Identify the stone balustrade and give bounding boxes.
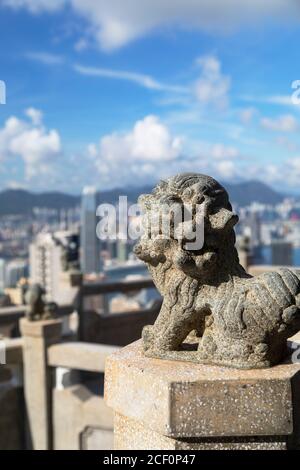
[48,342,119,373]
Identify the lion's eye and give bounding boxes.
[182,188,193,199]
[195,195,205,205]
[165,196,182,205]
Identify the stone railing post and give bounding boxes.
[20,317,62,450]
[105,341,300,450]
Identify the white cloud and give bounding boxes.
[74,64,187,93]
[95,115,182,162]
[239,107,257,124]
[88,115,247,187]
[0,108,61,179]
[88,115,184,186]
[260,114,298,132]
[74,38,89,52]
[194,55,231,109]
[241,94,295,107]
[288,157,300,175]
[25,107,43,125]
[265,95,295,106]
[3,0,300,51]
[263,158,300,188]
[227,157,300,189]
[6,180,28,189]
[210,143,240,160]
[2,0,64,13]
[213,160,238,179]
[26,51,65,65]
[275,136,299,152]
[4,108,298,191]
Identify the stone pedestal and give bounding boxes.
[105,340,300,450]
[20,318,62,450]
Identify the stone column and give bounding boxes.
[105,340,300,450]
[20,318,62,450]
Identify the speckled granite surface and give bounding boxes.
[105,340,300,450]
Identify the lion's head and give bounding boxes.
[134,173,242,285]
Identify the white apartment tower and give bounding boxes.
[30,230,79,303]
[30,233,62,302]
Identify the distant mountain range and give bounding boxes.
[225,180,285,207]
[0,180,287,216]
[0,189,79,216]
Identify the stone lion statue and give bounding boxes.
[25,284,57,321]
[134,173,300,369]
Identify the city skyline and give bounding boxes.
[0,1,300,193]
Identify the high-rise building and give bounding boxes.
[29,230,79,303]
[245,212,261,248]
[80,186,101,274]
[5,259,28,288]
[30,233,61,302]
[116,238,136,262]
[107,240,118,260]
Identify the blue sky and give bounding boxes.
[0,0,300,194]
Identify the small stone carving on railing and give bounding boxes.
[134,173,300,369]
[25,284,58,321]
[60,246,80,273]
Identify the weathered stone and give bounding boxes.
[53,384,113,450]
[25,283,58,321]
[21,317,62,338]
[20,317,62,450]
[114,413,288,450]
[134,173,300,368]
[105,341,300,450]
[48,342,119,373]
[81,426,114,450]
